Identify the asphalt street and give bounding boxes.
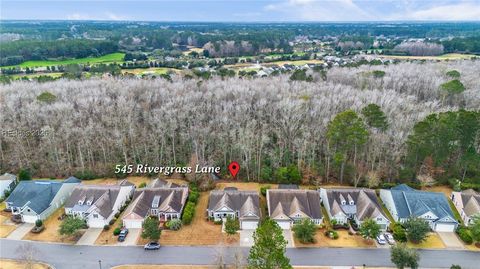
[1,239,479,269]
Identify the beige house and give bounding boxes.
[451,189,480,226]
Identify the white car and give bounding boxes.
[384,232,395,245]
[376,234,387,245]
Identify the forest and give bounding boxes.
[0,60,479,189]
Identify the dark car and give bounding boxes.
[144,242,160,250]
[117,228,129,242]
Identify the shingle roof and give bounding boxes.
[460,189,480,218]
[324,188,387,221]
[124,187,188,218]
[390,184,456,221]
[267,189,322,220]
[0,173,16,181]
[65,185,122,218]
[148,178,180,188]
[208,190,260,219]
[6,180,64,214]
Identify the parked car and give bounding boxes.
[118,228,129,242]
[144,242,160,250]
[384,232,395,245]
[376,234,387,245]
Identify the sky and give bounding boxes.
[1,0,480,22]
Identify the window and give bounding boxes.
[93,214,98,218]
[377,217,382,221]
[27,209,31,212]
[341,201,346,205]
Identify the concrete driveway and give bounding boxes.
[438,232,464,249]
[116,228,140,246]
[239,229,254,247]
[76,228,102,246]
[6,223,34,240]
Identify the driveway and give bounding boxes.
[438,232,464,249]
[116,228,140,246]
[76,228,102,246]
[6,223,34,240]
[239,229,254,247]
[283,229,294,248]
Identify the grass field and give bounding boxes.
[0,259,51,269]
[406,233,446,249]
[378,53,477,61]
[3,53,125,69]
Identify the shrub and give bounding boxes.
[293,219,317,243]
[166,219,182,231]
[35,219,43,228]
[103,225,110,231]
[113,228,121,236]
[404,217,430,243]
[325,230,338,239]
[456,226,473,244]
[18,168,32,181]
[224,216,240,235]
[114,212,121,218]
[138,182,147,188]
[188,190,200,204]
[260,186,270,196]
[182,201,196,225]
[214,220,223,225]
[109,218,116,225]
[36,91,57,103]
[393,223,407,243]
[450,265,461,269]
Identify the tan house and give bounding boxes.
[452,189,480,226]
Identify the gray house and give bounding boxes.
[267,189,323,230]
[207,189,261,230]
[380,184,458,232]
[64,180,135,228]
[320,188,390,230]
[451,189,480,226]
[0,173,17,199]
[5,177,81,223]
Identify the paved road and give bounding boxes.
[1,239,479,269]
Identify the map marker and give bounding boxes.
[228,161,240,179]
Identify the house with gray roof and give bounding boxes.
[267,189,323,230]
[148,178,181,188]
[122,186,188,229]
[0,173,17,199]
[320,188,390,230]
[207,189,261,230]
[380,184,458,232]
[5,177,81,223]
[451,189,480,226]
[64,179,135,228]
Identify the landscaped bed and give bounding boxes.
[294,228,375,248]
[22,207,84,244]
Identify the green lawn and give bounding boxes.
[2,52,125,69]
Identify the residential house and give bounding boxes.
[0,173,17,199]
[451,189,480,226]
[267,189,323,230]
[5,177,81,223]
[148,178,181,188]
[380,184,458,232]
[320,188,390,230]
[207,189,261,230]
[64,179,135,228]
[122,186,188,229]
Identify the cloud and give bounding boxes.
[66,11,128,21]
[404,3,480,20]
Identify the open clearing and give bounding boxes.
[114,266,332,269]
[22,207,82,244]
[3,52,125,69]
[378,53,477,61]
[0,259,51,269]
[122,67,177,76]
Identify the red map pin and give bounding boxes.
[228,161,240,179]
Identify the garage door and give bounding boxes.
[22,215,39,223]
[276,221,291,230]
[435,223,455,232]
[123,219,143,229]
[88,218,107,228]
[241,221,258,230]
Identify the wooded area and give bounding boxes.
[0,61,478,187]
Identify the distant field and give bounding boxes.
[226,59,323,70]
[378,53,477,61]
[2,52,125,69]
[121,67,176,75]
[9,72,64,79]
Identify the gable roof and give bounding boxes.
[6,180,65,214]
[208,190,260,219]
[267,189,322,220]
[124,187,188,218]
[65,185,124,218]
[323,188,388,221]
[148,178,181,188]
[461,189,480,218]
[0,173,16,181]
[390,184,456,222]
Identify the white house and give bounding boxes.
[451,189,480,226]
[380,184,458,232]
[64,179,135,228]
[0,173,16,199]
[320,188,390,230]
[5,177,81,223]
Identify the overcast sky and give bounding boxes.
[1,0,480,21]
